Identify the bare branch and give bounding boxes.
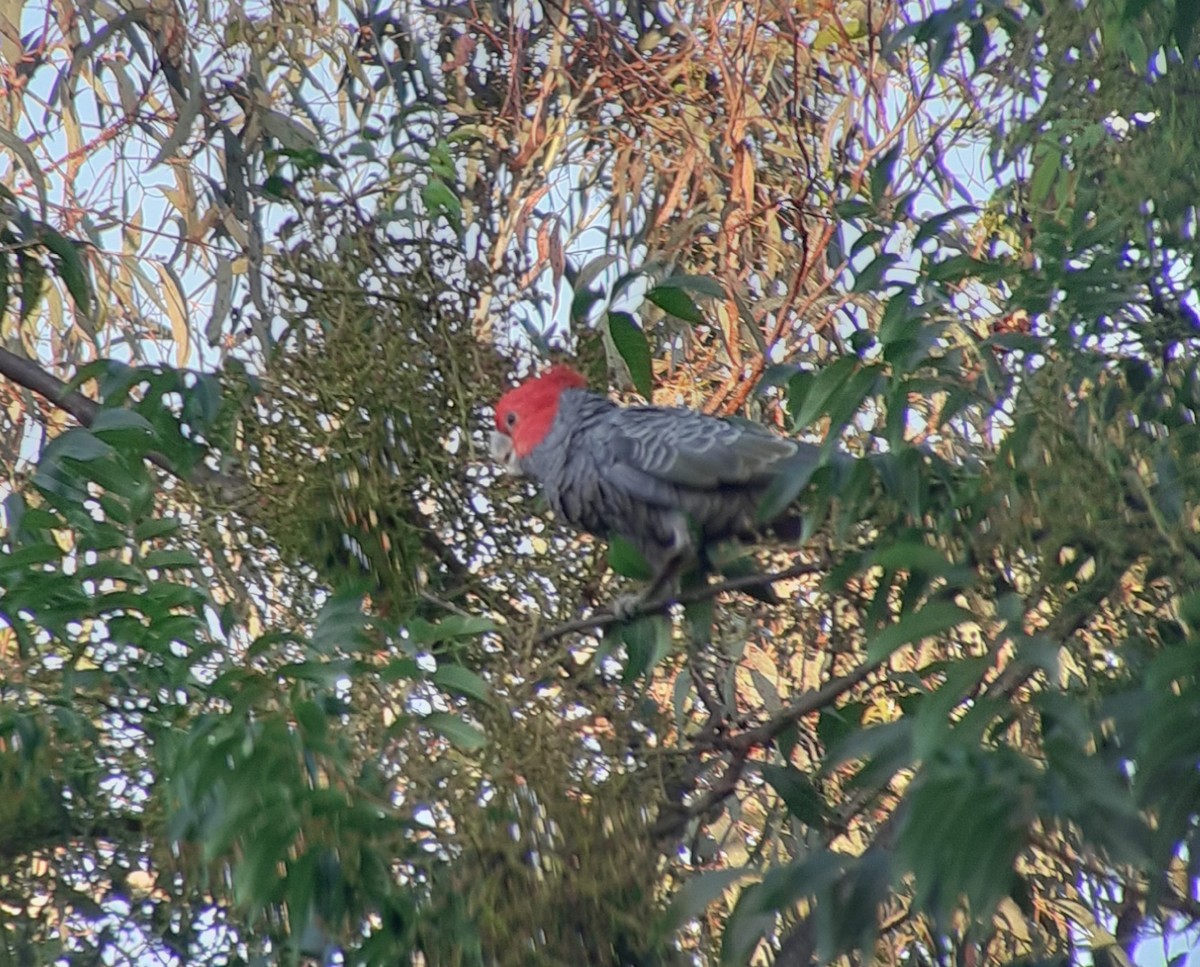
[533,559,827,645]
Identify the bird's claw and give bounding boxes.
[610,592,645,622]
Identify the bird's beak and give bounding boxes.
[490,430,524,475]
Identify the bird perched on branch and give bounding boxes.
[490,364,822,610]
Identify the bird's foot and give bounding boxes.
[610,592,645,621]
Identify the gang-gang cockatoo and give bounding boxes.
[490,364,821,609]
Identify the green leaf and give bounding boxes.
[311,592,370,653]
[2,543,64,570]
[0,251,8,327]
[570,286,604,324]
[660,868,751,933]
[90,408,157,449]
[407,614,496,646]
[872,542,954,574]
[608,535,653,580]
[422,179,462,233]
[755,444,823,523]
[926,253,989,283]
[712,553,781,605]
[658,273,725,299]
[788,356,857,429]
[870,143,901,207]
[865,601,974,662]
[684,594,715,647]
[17,250,45,323]
[380,657,422,682]
[607,310,653,399]
[38,226,91,316]
[134,517,181,542]
[912,205,976,248]
[43,428,115,463]
[2,491,25,532]
[912,656,991,760]
[835,199,872,219]
[423,712,486,751]
[853,252,900,293]
[1029,145,1062,206]
[761,763,823,825]
[432,664,491,704]
[646,284,705,324]
[721,883,776,965]
[573,253,619,292]
[141,549,200,570]
[279,660,353,687]
[621,614,672,683]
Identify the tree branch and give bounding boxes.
[533,559,826,645]
[650,655,885,842]
[0,347,475,585]
[0,346,252,500]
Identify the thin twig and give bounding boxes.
[533,559,826,645]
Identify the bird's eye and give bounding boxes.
[505,411,517,428]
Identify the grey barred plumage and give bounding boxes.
[492,365,816,604]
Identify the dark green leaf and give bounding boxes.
[660,868,750,933]
[852,252,900,293]
[407,614,496,646]
[912,205,976,248]
[90,408,157,449]
[658,273,725,299]
[835,199,872,218]
[311,593,370,653]
[17,249,46,323]
[646,284,705,324]
[423,712,486,751]
[432,664,491,704]
[574,253,619,292]
[39,226,91,316]
[621,614,671,683]
[607,310,653,399]
[608,534,653,580]
[872,542,954,574]
[134,517,181,542]
[141,549,200,570]
[788,356,857,429]
[755,445,823,524]
[1029,145,1062,205]
[2,543,63,569]
[721,883,776,966]
[43,428,115,463]
[761,763,823,825]
[712,553,782,604]
[380,657,422,682]
[865,602,974,662]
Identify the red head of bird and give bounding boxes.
[492,364,588,468]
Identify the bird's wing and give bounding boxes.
[599,406,800,503]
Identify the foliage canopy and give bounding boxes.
[2,1,1200,965]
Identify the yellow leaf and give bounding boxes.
[153,262,191,366]
[123,210,143,255]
